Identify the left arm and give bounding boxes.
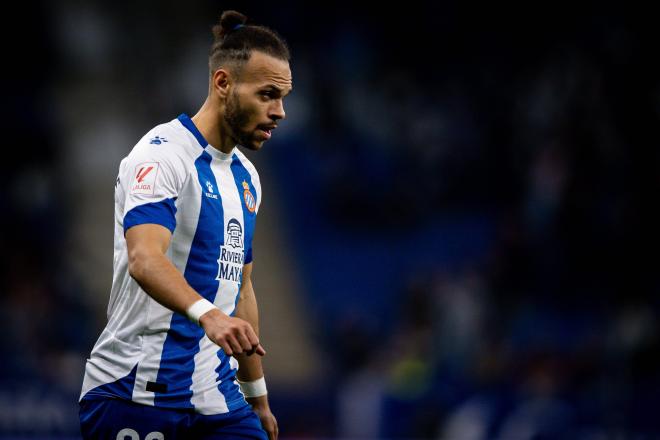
[235,262,278,440]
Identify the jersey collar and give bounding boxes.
[177,113,236,160]
[177,113,208,148]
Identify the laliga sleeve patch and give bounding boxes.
[131,162,160,195]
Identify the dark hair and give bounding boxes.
[209,10,290,76]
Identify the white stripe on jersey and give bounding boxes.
[132,158,203,406]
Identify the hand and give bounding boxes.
[199,308,266,356]
[249,396,278,440]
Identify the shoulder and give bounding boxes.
[122,118,200,174]
[132,120,194,160]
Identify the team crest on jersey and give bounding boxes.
[217,218,244,283]
[242,180,256,213]
[131,162,159,195]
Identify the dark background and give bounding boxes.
[1,1,659,438]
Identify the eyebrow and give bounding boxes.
[261,84,293,96]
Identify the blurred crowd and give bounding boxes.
[268,4,660,438]
[1,1,659,439]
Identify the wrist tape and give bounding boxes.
[187,298,217,325]
[237,376,268,397]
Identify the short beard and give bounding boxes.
[224,90,255,149]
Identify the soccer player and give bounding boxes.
[79,10,292,440]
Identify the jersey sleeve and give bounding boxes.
[244,242,253,265]
[119,142,187,234]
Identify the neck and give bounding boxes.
[191,98,236,154]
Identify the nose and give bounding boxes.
[269,99,286,121]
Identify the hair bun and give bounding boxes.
[213,10,248,39]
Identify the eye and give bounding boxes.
[259,91,275,100]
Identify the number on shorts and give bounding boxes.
[116,428,164,440]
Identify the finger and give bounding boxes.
[236,330,253,352]
[220,341,233,356]
[226,334,243,355]
[255,344,266,356]
[244,326,260,347]
[266,422,276,440]
[212,336,234,356]
[246,337,262,356]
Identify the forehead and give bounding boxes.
[238,51,292,90]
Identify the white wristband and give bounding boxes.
[237,376,268,398]
[186,298,217,325]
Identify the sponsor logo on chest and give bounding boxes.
[217,218,244,283]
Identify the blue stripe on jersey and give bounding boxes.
[82,364,138,401]
[123,198,177,233]
[177,113,208,147]
[153,150,225,408]
[230,154,257,264]
[215,354,245,411]
[207,154,259,409]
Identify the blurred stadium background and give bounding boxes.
[1,1,659,438]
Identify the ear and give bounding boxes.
[211,68,231,99]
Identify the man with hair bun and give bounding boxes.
[79,10,291,439]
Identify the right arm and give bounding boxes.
[126,223,264,357]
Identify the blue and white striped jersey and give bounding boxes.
[80,114,261,415]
